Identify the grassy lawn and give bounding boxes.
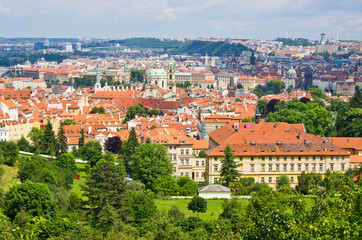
[0,164,20,193]
[155,198,250,221]
[70,163,89,198]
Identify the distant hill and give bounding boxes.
[110,38,252,56]
[109,38,182,50]
[0,38,79,44]
[173,40,252,56]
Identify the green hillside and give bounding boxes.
[109,37,182,50]
[173,40,252,56]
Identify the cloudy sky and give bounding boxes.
[0,0,361,40]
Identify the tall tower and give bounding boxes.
[277,62,282,75]
[94,64,102,92]
[205,51,209,65]
[168,56,176,95]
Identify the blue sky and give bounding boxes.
[0,0,361,40]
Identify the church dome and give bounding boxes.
[147,68,167,76]
[287,67,296,75]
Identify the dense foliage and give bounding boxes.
[254,79,285,97]
[0,51,71,66]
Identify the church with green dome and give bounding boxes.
[143,57,177,100]
[282,66,297,89]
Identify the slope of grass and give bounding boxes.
[155,198,250,221]
[70,162,89,198]
[0,164,20,193]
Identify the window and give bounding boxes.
[186,172,189,176]
[240,157,243,161]
[342,156,345,160]
[214,165,218,172]
[186,160,189,165]
[283,165,287,171]
[313,156,316,160]
[276,165,280,171]
[336,156,339,160]
[174,146,176,150]
[173,167,176,172]
[298,156,301,161]
[305,165,309,171]
[201,161,205,166]
[251,157,254,161]
[331,156,333,160]
[320,156,323,160]
[173,155,177,160]
[284,156,287,160]
[214,178,218,183]
[330,164,334,171]
[269,177,272,183]
[306,156,309,160]
[196,161,199,166]
[181,160,184,165]
[277,156,280,161]
[186,149,189,155]
[170,155,173,160]
[181,149,184,155]
[269,165,272,171]
[291,165,295,171]
[341,164,345,171]
[290,177,294,183]
[262,156,265,160]
[298,165,302,171]
[196,172,199,178]
[180,172,184,176]
[319,164,323,171]
[269,156,272,161]
[169,146,172,150]
[291,156,294,160]
[251,165,255,172]
[201,172,205,177]
[261,177,265,183]
[276,177,280,183]
[261,165,265,171]
[214,157,217,161]
[312,165,316,171]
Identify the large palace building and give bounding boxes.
[205,121,350,188]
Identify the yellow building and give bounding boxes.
[205,122,349,188]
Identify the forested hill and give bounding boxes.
[109,38,252,56]
[174,40,252,56]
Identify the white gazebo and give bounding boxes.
[198,184,231,199]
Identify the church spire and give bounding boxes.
[94,64,101,92]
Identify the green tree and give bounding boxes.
[123,128,139,172]
[0,141,19,166]
[43,121,57,155]
[349,88,362,108]
[17,136,30,152]
[219,198,242,219]
[4,180,58,220]
[78,127,85,148]
[89,106,106,114]
[277,175,291,191]
[187,196,207,216]
[62,119,75,125]
[124,104,148,122]
[130,143,172,189]
[168,205,185,222]
[219,144,239,187]
[257,99,268,118]
[82,158,126,224]
[152,175,179,196]
[56,153,76,174]
[28,127,45,151]
[177,176,198,196]
[237,83,243,89]
[296,172,322,195]
[57,124,68,155]
[79,141,103,167]
[336,108,362,137]
[148,108,160,116]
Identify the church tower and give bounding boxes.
[94,64,101,93]
[168,56,176,95]
[205,51,209,65]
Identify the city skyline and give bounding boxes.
[0,0,361,40]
